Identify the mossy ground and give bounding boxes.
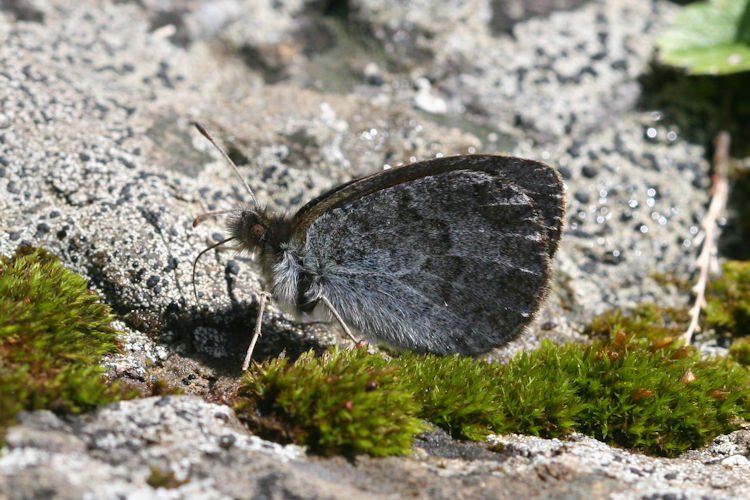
[705,260,750,337]
[5,247,749,461]
[234,259,750,457]
[235,331,750,457]
[0,246,135,440]
[234,258,750,458]
[235,348,425,457]
[702,259,750,364]
[584,303,690,343]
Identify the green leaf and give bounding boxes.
[658,0,750,74]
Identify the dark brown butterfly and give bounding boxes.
[192,124,565,369]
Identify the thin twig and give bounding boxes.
[242,291,271,371]
[682,131,731,345]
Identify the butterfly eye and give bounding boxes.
[251,223,266,239]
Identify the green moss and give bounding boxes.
[560,333,749,456]
[400,334,749,456]
[730,337,750,365]
[584,303,690,342]
[237,331,750,458]
[396,350,582,440]
[146,466,190,489]
[706,260,750,336]
[0,246,134,435]
[649,271,692,291]
[235,347,425,457]
[397,345,573,441]
[395,354,505,440]
[232,274,750,459]
[490,343,586,438]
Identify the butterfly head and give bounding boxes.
[227,206,275,252]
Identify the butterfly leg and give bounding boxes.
[242,291,271,371]
[319,295,360,345]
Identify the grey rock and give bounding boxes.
[487,432,750,499]
[2,398,750,499]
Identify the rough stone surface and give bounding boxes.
[1,0,746,498]
[3,397,750,499]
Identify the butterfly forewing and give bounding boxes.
[293,155,564,254]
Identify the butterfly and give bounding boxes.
[191,123,565,369]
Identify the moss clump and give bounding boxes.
[395,354,505,440]
[584,303,690,342]
[146,466,190,489]
[235,347,425,457]
[649,272,692,291]
[0,246,134,433]
[561,332,749,456]
[402,334,749,456]
[237,331,750,458]
[396,350,582,440]
[489,344,585,438]
[705,260,750,337]
[730,337,750,366]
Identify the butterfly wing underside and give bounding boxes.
[292,155,564,355]
[294,155,564,256]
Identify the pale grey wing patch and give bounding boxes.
[494,159,565,257]
[324,253,543,316]
[299,169,553,355]
[470,155,565,258]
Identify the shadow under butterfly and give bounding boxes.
[191,123,565,370]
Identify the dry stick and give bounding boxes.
[682,131,731,345]
[242,291,271,371]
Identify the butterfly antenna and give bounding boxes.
[192,122,258,205]
[192,209,235,227]
[192,236,236,304]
